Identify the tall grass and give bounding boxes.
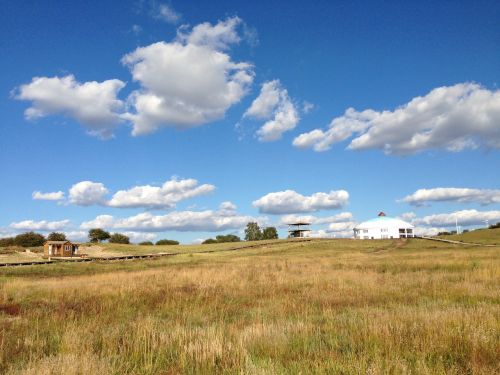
[0,239,498,374]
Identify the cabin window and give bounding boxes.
[399,228,405,233]
[407,229,413,234]
[381,228,388,232]
[363,229,368,234]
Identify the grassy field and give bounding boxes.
[445,227,500,245]
[0,236,498,374]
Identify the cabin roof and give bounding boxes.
[45,240,72,245]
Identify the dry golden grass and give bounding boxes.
[0,238,498,374]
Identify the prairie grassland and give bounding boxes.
[0,238,498,374]
[447,228,500,245]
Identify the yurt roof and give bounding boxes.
[355,216,414,230]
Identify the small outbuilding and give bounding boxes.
[44,240,79,257]
[288,222,311,238]
[353,212,414,240]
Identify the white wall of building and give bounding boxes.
[353,217,414,239]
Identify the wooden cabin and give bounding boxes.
[44,240,79,257]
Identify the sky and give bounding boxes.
[1,0,499,243]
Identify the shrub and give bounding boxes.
[109,233,130,244]
[215,234,241,243]
[262,227,279,240]
[0,237,15,247]
[14,232,46,247]
[47,232,67,241]
[202,239,218,244]
[245,222,262,241]
[88,228,111,243]
[489,222,500,229]
[139,241,154,246]
[155,239,179,246]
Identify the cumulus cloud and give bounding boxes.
[279,212,353,226]
[40,177,214,209]
[413,209,500,227]
[10,219,71,231]
[122,16,254,136]
[152,3,181,24]
[121,231,158,243]
[16,17,255,138]
[398,212,417,221]
[15,75,125,138]
[293,83,500,155]
[244,80,299,142]
[107,178,215,209]
[309,222,356,239]
[32,191,65,201]
[80,205,257,232]
[401,188,500,206]
[69,181,109,206]
[253,189,349,214]
[177,16,241,50]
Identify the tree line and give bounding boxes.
[0,222,281,248]
[202,222,278,244]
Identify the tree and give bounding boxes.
[139,241,154,246]
[215,234,241,243]
[245,222,262,241]
[109,233,130,244]
[262,227,278,240]
[88,228,110,243]
[202,238,218,244]
[14,232,45,247]
[47,232,67,241]
[155,239,179,245]
[0,237,15,247]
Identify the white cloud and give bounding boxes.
[64,230,89,242]
[413,227,449,236]
[398,212,417,221]
[253,189,349,214]
[131,24,142,35]
[107,178,215,209]
[16,75,125,138]
[245,80,299,142]
[402,188,500,206]
[122,17,254,136]
[279,212,353,226]
[122,231,158,243]
[293,83,500,155]
[413,209,500,227]
[40,177,214,209]
[327,221,356,232]
[80,215,115,230]
[32,191,65,201]
[80,206,257,232]
[218,201,238,216]
[302,101,315,114]
[309,222,356,239]
[10,219,71,232]
[69,181,109,206]
[177,16,241,50]
[153,3,181,24]
[0,228,18,239]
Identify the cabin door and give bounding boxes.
[48,245,52,256]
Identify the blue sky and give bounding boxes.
[1,0,499,243]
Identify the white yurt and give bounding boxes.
[353,212,414,239]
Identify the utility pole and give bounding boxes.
[455,217,459,234]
